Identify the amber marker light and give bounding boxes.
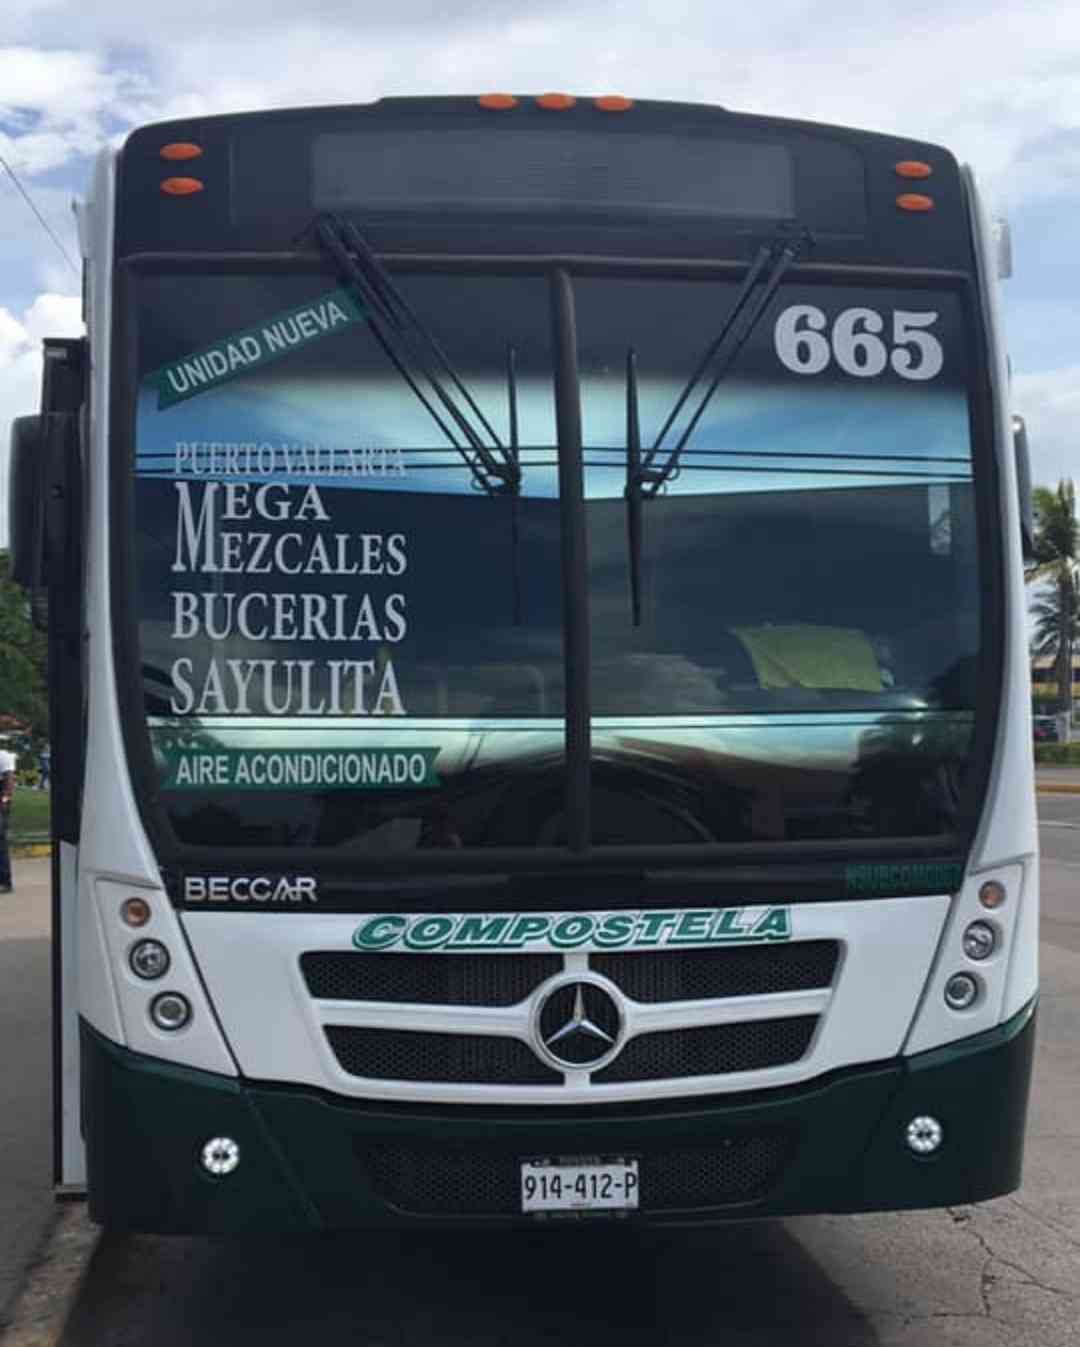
[478,93,517,110]
[594,95,634,112]
[536,92,576,110]
[160,142,203,161]
[896,193,934,212]
[979,880,1007,910]
[121,897,152,928]
[895,160,932,179]
[161,177,204,196]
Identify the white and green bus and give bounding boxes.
[11,94,1038,1230]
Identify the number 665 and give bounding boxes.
[774,306,944,380]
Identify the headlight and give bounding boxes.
[962,921,996,961]
[943,972,979,1010]
[129,939,170,980]
[150,992,192,1031]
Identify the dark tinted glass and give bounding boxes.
[133,271,566,851]
[312,130,793,220]
[576,276,979,845]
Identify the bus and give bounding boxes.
[10,94,1038,1231]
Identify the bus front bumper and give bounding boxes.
[81,1001,1035,1233]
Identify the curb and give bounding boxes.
[11,844,51,859]
[1036,783,1080,795]
[0,1205,98,1347]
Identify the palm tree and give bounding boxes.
[1027,481,1078,736]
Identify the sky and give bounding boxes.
[1,0,1077,540]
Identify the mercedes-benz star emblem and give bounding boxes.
[536,980,623,1069]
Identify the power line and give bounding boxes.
[0,152,79,276]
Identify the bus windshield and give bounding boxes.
[129,267,982,854]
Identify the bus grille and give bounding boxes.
[302,952,561,1006]
[591,941,839,1002]
[302,942,837,1007]
[363,1135,792,1217]
[325,1027,561,1085]
[592,1016,818,1084]
[325,1016,816,1087]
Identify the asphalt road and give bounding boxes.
[3,801,1079,1347]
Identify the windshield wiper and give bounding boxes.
[624,348,654,627]
[506,343,523,624]
[623,225,811,624]
[311,213,520,498]
[640,223,812,496]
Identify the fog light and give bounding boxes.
[150,992,192,1031]
[201,1137,241,1176]
[944,972,979,1010]
[979,880,1006,910]
[121,897,152,927]
[906,1115,944,1155]
[129,939,170,980]
[962,921,996,961]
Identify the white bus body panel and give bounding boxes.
[60,147,240,1188]
[183,896,950,1106]
[903,169,1038,1057]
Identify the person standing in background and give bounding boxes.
[0,743,16,892]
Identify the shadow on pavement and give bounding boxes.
[61,1220,879,1346]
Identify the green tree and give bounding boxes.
[1027,481,1078,729]
[0,550,48,740]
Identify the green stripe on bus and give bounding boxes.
[160,746,441,791]
[148,288,367,408]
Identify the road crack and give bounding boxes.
[947,1205,1076,1308]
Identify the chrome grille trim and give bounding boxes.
[305,946,835,1092]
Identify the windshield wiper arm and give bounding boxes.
[641,224,812,496]
[311,213,519,497]
[507,343,523,625]
[624,347,654,627]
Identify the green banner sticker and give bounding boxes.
[160,747,441,792]
[845,862,963,896]
[148,288,367,409]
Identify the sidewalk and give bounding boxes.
[0,857,54,1333]
[1036,767,1080,795]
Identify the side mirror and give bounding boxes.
[7,412,82,632]
[1012,414,1034,562]
[8,415,46,590]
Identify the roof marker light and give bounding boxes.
[161,177,204,196]
[478,93,517,110]
[160,142,203,161]
[895,160,932,179]
[536,93,576,110]
[896,193,934,212]
[594,95,634,112]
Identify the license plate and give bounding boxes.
[521,1157,639,1214]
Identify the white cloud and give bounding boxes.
[1013,366,1080,489]
[0,292,82,548]
[0,45,149,174]
[3,3,1080,208]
